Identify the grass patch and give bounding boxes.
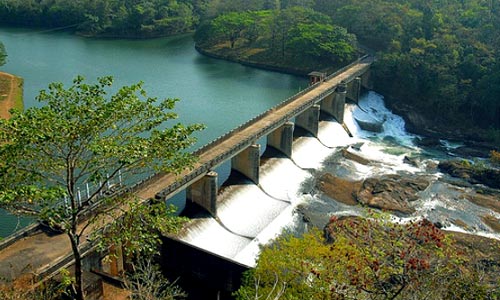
[0,77,9,101]
[12,76,24,111]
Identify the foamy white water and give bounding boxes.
[178,90,499,266]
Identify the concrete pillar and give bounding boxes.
[333,82,347,123]
[320,82,347,123]
[186,171,218,216]
[231,144,260,184]
[267,122,294,158]
[347,77,361,103]
[295,105,320,137]
[320,93,334,116]
[361,70,373,89]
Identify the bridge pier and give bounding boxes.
[295,104,320,137]
[231,144,260,184]
[267,122,294,158]
[362,69,373,89]
[186,171,218,216]
[320,82,347,123]
[346,77,361,103]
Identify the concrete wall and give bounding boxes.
[186,172,218,216]
[295,105,320,137]
[231,144,260,184]
[267,122,294,157]
[346,77,361,103]
[320,83,347,123]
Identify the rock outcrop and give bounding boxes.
[317,173,430,215]
[438,160,500,189]
[355,175,430,214]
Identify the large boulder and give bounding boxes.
[316,173,361,206]
[341,148,371,165]
[438,160,500,189]
[317,173,430,215]
[355,174,430,214]
[354,116,384,133]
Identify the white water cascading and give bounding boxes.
[177,91,500,268]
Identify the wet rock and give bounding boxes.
[355,174,430,214]
[424,160,439,171]
[450,145,492,158]
[350,142,364,151]
[414,137,442,148]
[466,192,500,214]
[294,205,330,229]
[341,148,371,165]
[434,221,445,229]
[451,218,470,230]
[403,155,420,168]
[354,116,384,132]
[481,215,500,233]
[316,173,361,206]
[438,160,500,189]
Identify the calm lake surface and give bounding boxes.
[0,27,307,237]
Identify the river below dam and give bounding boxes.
[178,91,500,270]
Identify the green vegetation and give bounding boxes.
[0,76,204,300]
[315,0,500,137]
[195,7,357,73]
[2,0,498,139]
[236,213,499,300]
[12,77,23,111]
[0,0,198,37]
[0,41,5,66]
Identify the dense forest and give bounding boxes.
[194,7,358,72]
[0,0,499,141]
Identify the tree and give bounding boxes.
[0,41,6,67]
[235,212,496,300]
[0,76,204,300]
[287,22,356,63]
[124,257,187,300]
[210,11,254,48]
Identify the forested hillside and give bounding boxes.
[0,0,498,140]
[194,7,358,73]
[317,0,500,137]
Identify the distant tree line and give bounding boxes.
[0,0,499,136]
[0,0,199,37]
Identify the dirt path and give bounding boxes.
[0,71,18,119]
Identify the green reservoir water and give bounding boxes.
[0,27,307,237]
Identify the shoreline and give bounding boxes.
[0,71,23,119]
[195,44,320,77]
[196,45,499,150]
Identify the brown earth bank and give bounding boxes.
[0,71,23,119]
[195,44,337,77]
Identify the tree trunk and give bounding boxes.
[69,232,85,300]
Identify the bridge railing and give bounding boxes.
[130,55,372,200]
[191,55,371,155]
